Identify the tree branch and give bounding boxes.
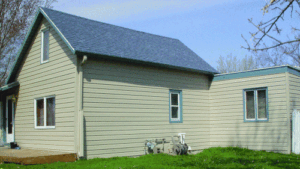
[242,39,300,51]
[255,0,294,47]
[248,19,282,44]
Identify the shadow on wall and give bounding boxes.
[227,112,285,153]
[84,116,87,158]
[0,87,19,145]
[290,99,298,153]
[49,27,77,66]
[82,57,211,91]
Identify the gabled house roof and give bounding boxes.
[6,7,218,84]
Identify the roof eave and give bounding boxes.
[39,7,75,54]
[5,8,76,85]
[0,81,19,92]
[75,51,218,76]
[212,65,300,81]
[5,10,43,84]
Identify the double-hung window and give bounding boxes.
[41,28,50,63]
[169,90,182,123]
[244,87,268,122]
[34,96,55,129]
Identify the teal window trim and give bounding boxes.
[169,89,183,123]
[243,87,269,122]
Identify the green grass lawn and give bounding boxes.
[1,147,300,169]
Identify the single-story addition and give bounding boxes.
[0,7,298,159]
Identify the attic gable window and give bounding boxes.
[41,28,49,63]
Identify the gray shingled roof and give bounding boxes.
[6,8,218,84]
[41,7,218,74]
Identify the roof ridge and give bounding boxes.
[40,7,180,41]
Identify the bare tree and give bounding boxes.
[217,54,238,73]
[242,0,300,51]
[0,0,56,85]
[254,46,289,67]
[253,34,300,67]
[240,55,259,71]
[281,35,300,65]
[217,54,258,73]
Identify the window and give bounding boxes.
[244,88,268,122]
[41,28,49,63]
[169,90,182,123]
[34,96,55,129]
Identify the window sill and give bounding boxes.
[34,126,55,129]
[170,120,183,123]
[40,60,49,64]
[244,119,268,122]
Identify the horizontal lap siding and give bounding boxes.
[289,73,300,153]
[209,73,288,153]
[14,18,76,153]
[289,73,300,114]
[83,60,210,159]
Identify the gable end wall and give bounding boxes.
[14,18,77,153]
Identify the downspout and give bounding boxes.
[81,55,88,65]
[78,55,87,158]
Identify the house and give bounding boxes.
[0,7,297,159]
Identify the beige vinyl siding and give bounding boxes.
[83,59,211,159]
[14,18,76,153]
[209,73,289,153]
[289,73,300,114]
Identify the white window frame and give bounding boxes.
[244,88,268,122]
[41,28,50,64]
[169,90,182,122]
[34,96,55,129]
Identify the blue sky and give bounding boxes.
[52,0,297,69]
